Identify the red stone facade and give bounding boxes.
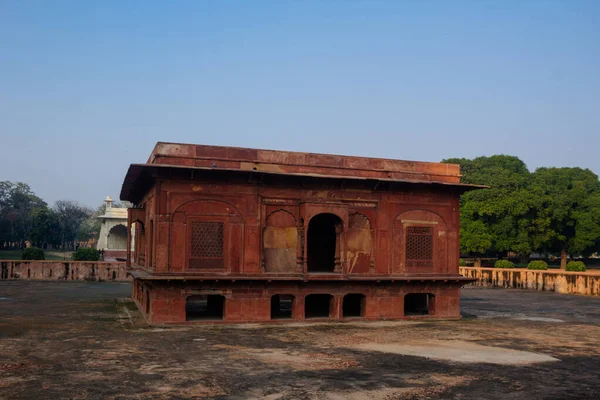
[120,142,481,324]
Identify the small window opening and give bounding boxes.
[343,293,365,318]
[304,294,332,319]
[271,295,294,319]
[186,295,225,321]
[404,293,434,316]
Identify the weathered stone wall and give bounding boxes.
[133,280,463,324]
[0,260,129,282]
[460,267,600,296]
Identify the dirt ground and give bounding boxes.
[1,282,599,399]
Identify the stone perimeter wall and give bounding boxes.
[460,267,600,296]
[0,260,129,282]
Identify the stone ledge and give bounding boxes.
[0,260,129,282]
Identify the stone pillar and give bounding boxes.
[126,210,132,268]
[334,224,343,273]
[294,295,305,320]
[296,225,305,273]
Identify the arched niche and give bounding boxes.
[392,210,447,273]
[170,199,244,273]
[107,224,128,250]
[346,213,373,273]
[263,210,298,273]
[172,199,244,222]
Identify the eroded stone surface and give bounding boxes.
[460,266,600,296]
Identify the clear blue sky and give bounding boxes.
[1,0,599,207]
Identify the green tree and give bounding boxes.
[444,155,534,261]
[0,181,46,248]
[53,200,93,250]
[529,167,600,268]
[30,208,61,248]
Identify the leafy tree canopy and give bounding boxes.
[0,181,47,247]
[529,167,600,257]
[443,155,533,257]
[444,156,600,265]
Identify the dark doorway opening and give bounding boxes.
[404,293,434,316]
[307,214,342,272]
[112,271,116,280]
[186,295,225,321]
[304,294,332,318]
[271,295,294,319]
[343,293,365,317]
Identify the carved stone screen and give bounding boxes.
[189,221,224,269]
[405,226,433,268]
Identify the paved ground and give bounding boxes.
[1,282,600,399]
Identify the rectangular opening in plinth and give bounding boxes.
[271,294,294,319]
[305,294,332,319]
[343,293,365,318]
[404,293,434,316]
[186,294,225,321]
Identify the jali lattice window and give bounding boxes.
[189,221,224,269]
[406,226,433,268]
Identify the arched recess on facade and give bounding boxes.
[263,209,298,273]
[346,212,373,274]
[133,220,145,266]
[107,224,128,250]
[392,209,447,274]
[307,213,344,273]
[169,199,244,273]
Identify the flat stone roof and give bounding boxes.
[148,142,463,183]
[120,142,486,202]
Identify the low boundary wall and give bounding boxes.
[460,266,600,296]
[0,260,129,282]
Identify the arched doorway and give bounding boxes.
[107,224,128,250]
[307,213,343,273]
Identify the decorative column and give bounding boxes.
[296,225,305,273]
[334,224,343,273]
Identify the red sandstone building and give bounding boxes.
[120,142,481,324]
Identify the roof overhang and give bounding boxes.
[120,163,487,204]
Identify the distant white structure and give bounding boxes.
[96,196,134,252]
